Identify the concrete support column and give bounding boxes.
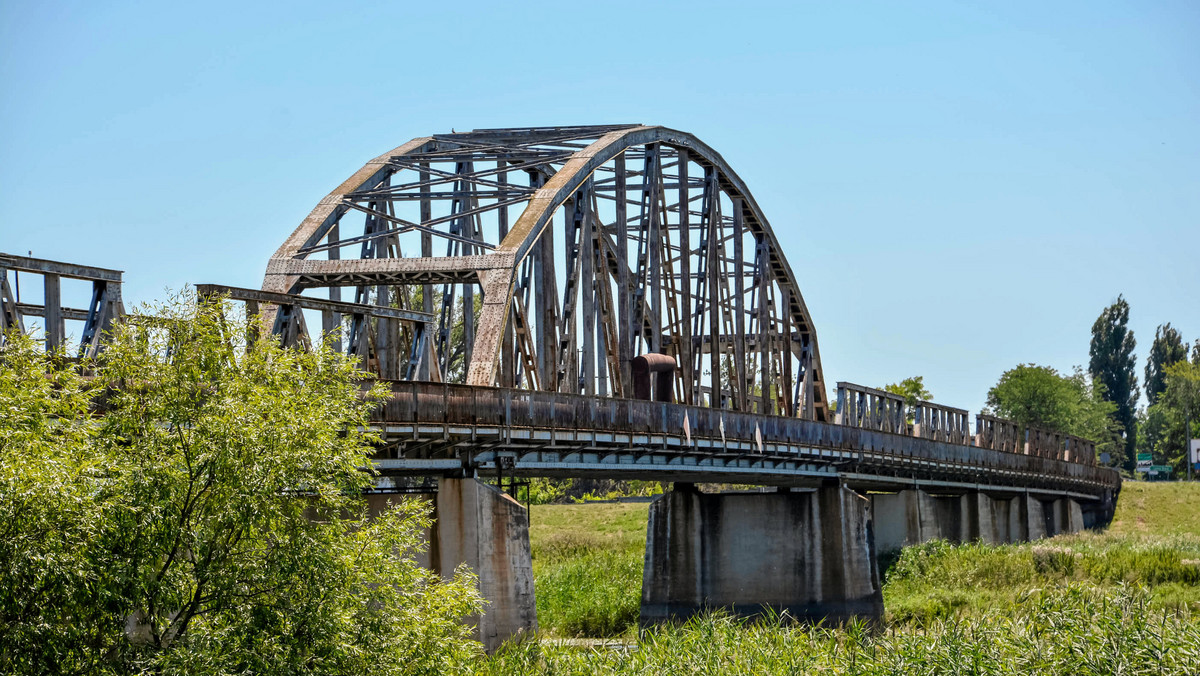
[1023,494,1048,540]
[436,478,537,650]
[917,491,973,542]
[975,492,999,544]
[1067,499,1085,533]
[366,479,536,652]
[872,490,922,553]
[640,485,883,625]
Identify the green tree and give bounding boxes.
[883,376,933,408]
[1147,360,1200,474]
[1089,296,1139,472]
[1145,322,1187,406]
[0,293,483,675]
[985,364,1121,463]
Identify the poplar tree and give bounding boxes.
[1088,296,1139,472]
[1145,323,1187,406]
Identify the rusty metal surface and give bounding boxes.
[1,252,124,358]
[259,125,831,422]
[371,381,1121,498]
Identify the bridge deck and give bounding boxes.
[371,382,1120,500]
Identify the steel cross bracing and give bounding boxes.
[249,124,1119,500]
[263,125,828,418]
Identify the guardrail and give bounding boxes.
[828,383,1099,467]
[375,382,1116,494]
[835,382,906,434]
[912,401,971,445]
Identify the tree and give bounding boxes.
[1089,296,1139,472]
[985,364,1122,463]
[883,376,933,408]
[1145,322,1187,406]
[882,376,932,424]
[0,293,483,675]
[1146,360,1200,474]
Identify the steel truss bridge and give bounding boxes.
[2,125,1120,502]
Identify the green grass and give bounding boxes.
[472,586,1200,675]
[527,483,1200,639]
[484,483,1200,673]
[1109,481,1200,536]
[528,502,648,638]
[883,534,1200,623]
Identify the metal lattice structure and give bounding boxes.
[0,253,124,358]
[263,125,829,420]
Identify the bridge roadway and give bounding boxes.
[371,381,1120,501]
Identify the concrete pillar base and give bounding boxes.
[640,485,883,626]
[1024,494,1048,540]
[366,479,536,652]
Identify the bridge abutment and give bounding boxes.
[640,484,884,626]
[367,478,536,652]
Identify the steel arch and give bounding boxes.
[263,125,830,420]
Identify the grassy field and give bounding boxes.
[469,482,1200,674]
[527,482,1200,638]
[473,586,1200,675]
[528,501,649,638]
[1109,480,1200,535]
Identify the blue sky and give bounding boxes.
[2,1,1196,415]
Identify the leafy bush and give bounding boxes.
[0,294,483,675]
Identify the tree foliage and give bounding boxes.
[882,376,933,408]
[1141,360,1200,474]
[1088,296,1139,471]
[0,293,483,675]
[1145,322,1187,406]
[985,364,1121,462]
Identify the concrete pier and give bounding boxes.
[870,489,1086,553]
[640,484,884,625]
[367,478,536,652]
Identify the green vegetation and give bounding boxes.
[883,535,1200,623]
[1110,481,1200,536]
[984,363,1120,457]
[0,295,482,675]
[1090,295,1140,470]
[1146,322,1188,406]
[475,587,1200,675]
[526,485,1200,638]
[1139,360,1200,475]
[529,502,648,637]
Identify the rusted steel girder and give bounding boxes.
[262,125,830,420]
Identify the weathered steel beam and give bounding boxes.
[194,283,433,324]
[0,253,122,283]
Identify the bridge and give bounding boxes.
[2,125,1121,650]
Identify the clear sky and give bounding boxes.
[2,1,1197,415]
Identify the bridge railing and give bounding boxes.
[912,401,971,445]
[378,382,1108,482]
[1065,435,1096,465]
[973,414,1097,466]
[975,414,1023,454]
[835,383,906,435]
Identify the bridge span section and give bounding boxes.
[368,381,1119,646]
[243,123,1121,649]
